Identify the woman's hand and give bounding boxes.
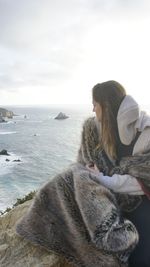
[86,163,100,174]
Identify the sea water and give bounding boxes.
[0,105,92,212]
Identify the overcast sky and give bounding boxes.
[0,0,150,106]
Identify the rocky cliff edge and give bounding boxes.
[0,200,73,267]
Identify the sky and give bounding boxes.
[0,0,150,106]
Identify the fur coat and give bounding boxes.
[78,117,150,204]
[16,116,147,267]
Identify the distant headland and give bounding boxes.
[0,107,15,122]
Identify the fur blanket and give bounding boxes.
[16,164,138,267]
[77,117,150,207]
[77,118,150,191]
[16,116,150,267]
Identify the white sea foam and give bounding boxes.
[6,121,16,124]
[0,131,17,135]
[26,120,42,123]
[0,152,22,176]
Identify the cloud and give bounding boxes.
[0,0,90,94]
[0,0,150,104]
[0,0,149,50]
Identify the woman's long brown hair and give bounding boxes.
[92,80,126,159]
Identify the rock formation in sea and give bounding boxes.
[0,114,6,123]
[13,159,21,162]
[0,149,10,156]
[0,200,73,267]
[0,108,15,119]
[54,112,69,120]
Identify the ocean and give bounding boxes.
[0,105,92,212]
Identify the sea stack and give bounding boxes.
[54,112,69,120]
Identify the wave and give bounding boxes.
[0,131,17,135]
[26,120,43,123]
[6,121,15,124]
[0,152,22,176]
[15,119,43,123]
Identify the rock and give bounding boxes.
[0,200,73,267]
[0,116,6,123]
[5,159,10,162]
[54,112,69,120]
[0,149,10,156]
[13,159,21,162]
[0,108,15,119]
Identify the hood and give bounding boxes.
[117,95,150,145]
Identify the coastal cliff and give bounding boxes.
[0,200,73,267]
[0,107,14,118]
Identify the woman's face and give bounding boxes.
[92,100,102,121]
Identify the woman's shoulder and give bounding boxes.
[133,127,150,154]
[82,116,101,133]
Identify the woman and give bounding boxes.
[89,80,150,267]
[16,79,140,267]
